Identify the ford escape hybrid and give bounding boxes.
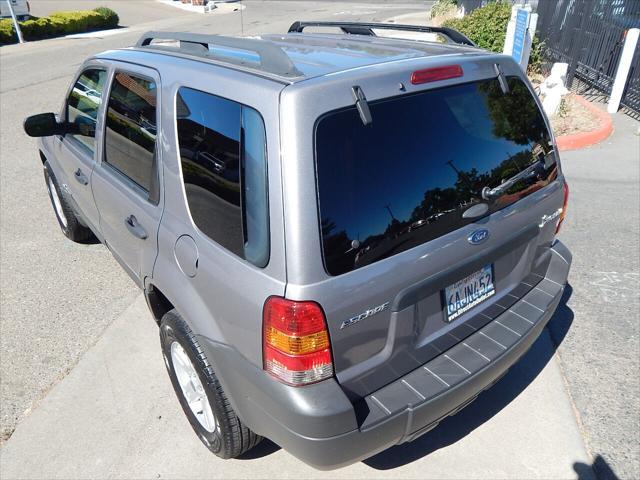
[24,22,572,469]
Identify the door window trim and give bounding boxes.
[61,64,110,159]
[99,65,162,206]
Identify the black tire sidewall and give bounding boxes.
[160,312,225,455]
[43,162,74,238]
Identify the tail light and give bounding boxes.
[556,180,569,234]
[411,65,463,85]
[263,297,333,386]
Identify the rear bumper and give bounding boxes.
[200,240,572,470]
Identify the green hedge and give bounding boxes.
[443,1,544,73]
[0,7,119,45]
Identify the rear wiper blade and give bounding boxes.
[481,159,543,201]
[352,85,372,126]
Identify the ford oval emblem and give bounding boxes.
[468,229,490,245]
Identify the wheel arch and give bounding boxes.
[145,282,175,325]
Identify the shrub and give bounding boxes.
[93,7,119,28]
[443,1,544,73]
[430,0,458,19]
[0,19,14,44]
[0,7,119,45]
[443,1,512,52]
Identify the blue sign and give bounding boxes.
[512,8,530,64]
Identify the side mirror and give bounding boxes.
[23,113,66,137]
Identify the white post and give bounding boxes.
[503,5,519,56]
[521,12,538,71]
[608,28,639,114]
[5,0,24,44]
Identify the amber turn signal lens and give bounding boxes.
[265,327,329,355]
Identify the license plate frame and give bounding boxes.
[443,264,495,322]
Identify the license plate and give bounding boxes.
[444,264,495,322]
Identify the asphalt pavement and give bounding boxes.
[0,296,594,479]
[29,0,194,27]
[551,112,640,480]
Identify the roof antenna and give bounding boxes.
[352,86,373,126]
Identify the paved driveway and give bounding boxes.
[0,296,593,479]
[28,0,194,27]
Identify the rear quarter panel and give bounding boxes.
[130,52,288,368]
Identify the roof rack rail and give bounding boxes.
[135,31,303,78]
[287,21,476,47]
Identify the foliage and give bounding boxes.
[527,36,544,74]
[430,0,458,19]
[0,7,119,45]
[443,1,511,52]
[480,78,547,144]
[0,20,13,44]
[443,1,544,73]
[93,7,119,28]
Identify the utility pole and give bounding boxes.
[5,0,24,44]
[384,204,397,221]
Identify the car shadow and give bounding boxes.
[364,284,574,470]
[574,454,620,480]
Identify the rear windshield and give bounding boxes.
[315,76,557,276]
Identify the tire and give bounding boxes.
[160,309,262,458]
[43,162,95,243]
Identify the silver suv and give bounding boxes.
[24,22,572,470]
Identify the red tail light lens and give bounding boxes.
[411,65,463,85]
[556,180,569,234]
[263,297,333,386]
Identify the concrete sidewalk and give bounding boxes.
[0,296,593,479]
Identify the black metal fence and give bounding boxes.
[536,0,640,115]
[458,0,640,115]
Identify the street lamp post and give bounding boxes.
[5,0,24,44]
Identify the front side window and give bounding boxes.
[66,68,107,152]
[316,77,556,276]
[176,87,269,267]
[104,72,157,193]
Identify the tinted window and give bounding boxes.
[176,88,269,267]
[66,69,107,152]
[104,72,157,193]
[316,77,556,276]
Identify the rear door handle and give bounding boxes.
[124,215,147,240]
[74,168,89,186]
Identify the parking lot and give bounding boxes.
[0,1,638,478]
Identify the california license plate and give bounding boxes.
[444,264,495,322]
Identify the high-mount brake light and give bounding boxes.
[411,65,463,85]
[263,297,333,386]
[556,180,569,234]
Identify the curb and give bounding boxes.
[556,95,613,151]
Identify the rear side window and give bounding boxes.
[104,72,157,193]
[176,87,269,267]
[316,77,556,276]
